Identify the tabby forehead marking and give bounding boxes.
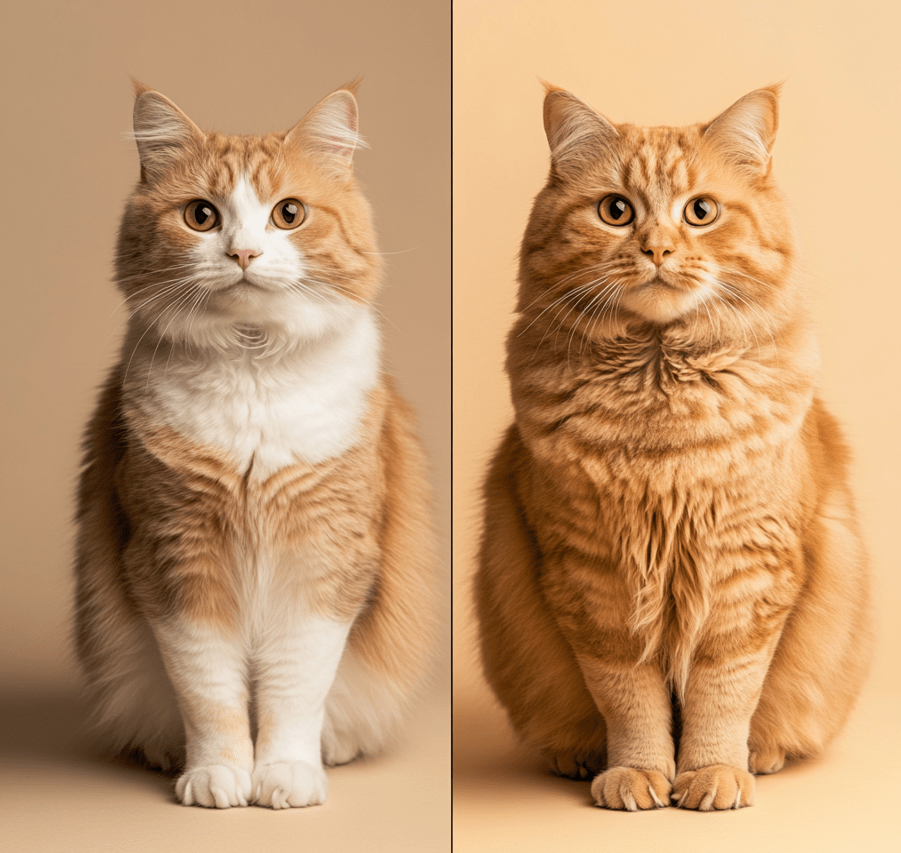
[77,84,437,811]
[622,136,694,210]
[477,85,872,811]
[204,135,284,200]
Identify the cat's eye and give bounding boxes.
[684,196,720,227]
[271,199,307,230]
[598,195,634,227]
[184,200,220,232]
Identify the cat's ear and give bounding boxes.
[131,82,204,183]
[703,86,780,177]
[285,86,364,178]
[542,84,618,174]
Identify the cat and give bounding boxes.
[475,84,872,811]
[74,82,436,809]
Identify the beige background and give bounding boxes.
[454,1,900,851]
[0,1,449,850]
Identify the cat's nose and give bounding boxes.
[641,245,674,267]
[228,249,262,270]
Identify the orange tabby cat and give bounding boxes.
[74,83,435,808]
[476,84,872,811]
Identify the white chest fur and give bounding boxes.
[145,308,381,478]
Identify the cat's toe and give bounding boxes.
[322,738,362,767]
[252,761,329,808]
[748,746,786,775]
[591,766,672,810]
[544,749,605,780]
[672,765,755,810]
[175,763,252,808]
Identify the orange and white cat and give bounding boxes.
[74,83,435,809]
[476,85,872,811]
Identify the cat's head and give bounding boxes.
[520,84,798,333]
[117,82,380,348]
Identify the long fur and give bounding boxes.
[475,85,872,812]
[74,85,436,809]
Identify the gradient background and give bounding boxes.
[454,1,900,850]
[0,1,449,850]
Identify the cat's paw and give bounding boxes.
[545,749,606,780]
[252,761,329,809]
[322,737,361,767]
[175,763,252,808]
[591,767,671,811]
[139,742,185,773]
[748,746,786,775]
[672,765,755,810]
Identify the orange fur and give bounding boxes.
[73,85,435,806]
[476,86,872,811]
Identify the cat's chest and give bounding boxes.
[543,347,791,449]
[145,319,380,478]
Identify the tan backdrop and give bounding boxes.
[0,1,449,850]
[454,1,900,851]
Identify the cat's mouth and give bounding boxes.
[640,275,688,293]
[641,276,681,292]
[641,272,698,293]
[621,272,708,324]
[222,275,268,293]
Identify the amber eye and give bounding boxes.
[184,200,219,232]
[271,198,307,230]
[598,195,634,227]
[684,196,719,226]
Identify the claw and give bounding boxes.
[648,786,666,808]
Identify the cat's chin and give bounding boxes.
[145,294,367,353]
[619,280,709,325]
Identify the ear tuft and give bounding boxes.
[703,86,781,177]
[286,87,366,177]
[130,77,152,98]
[542,85,618,173]
[130,88,203,182]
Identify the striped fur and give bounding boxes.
[74,84,436,809]
[475,86,872,811]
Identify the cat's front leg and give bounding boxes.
[577,655,675,811]
[251,612,352,809]
[150,618,255,808]
[673,605,787,811]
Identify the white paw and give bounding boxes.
[175,763,252,808]
[322,737,361,766]
[252,761,329,809]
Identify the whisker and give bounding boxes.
[714,278,779,361]
[532,280,612,356]
[114,261,207,285]
[359,248,418,256]
[111,273,205,316]
[519,278,610,338]
[145,286,202,387]
[518,261,620,314]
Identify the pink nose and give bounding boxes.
[229,249,262,270]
